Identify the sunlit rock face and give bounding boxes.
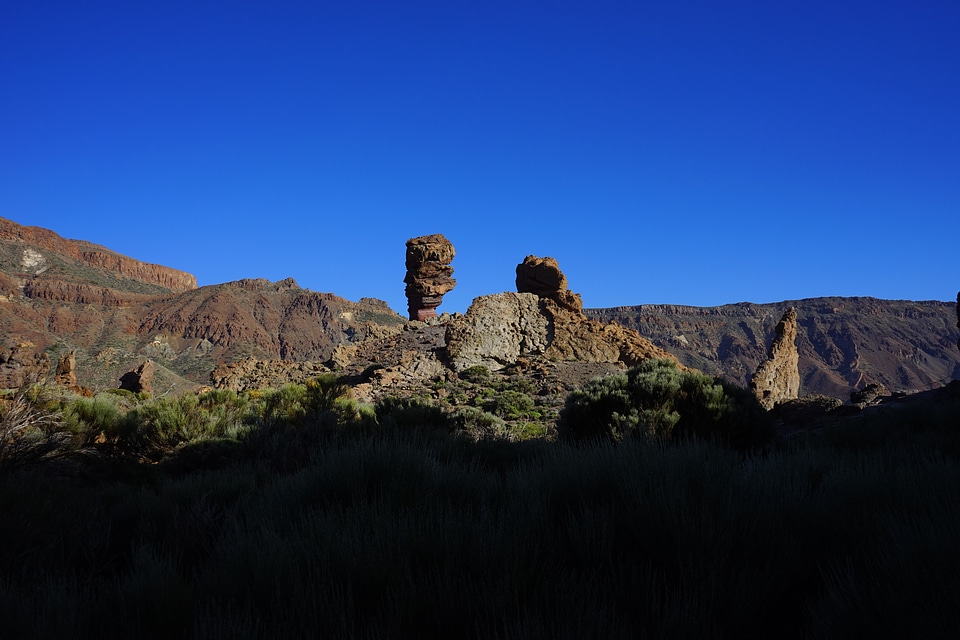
[750,307,800,410]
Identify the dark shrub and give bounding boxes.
[557,359,774,450]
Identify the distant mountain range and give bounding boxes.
[1,216,957,397]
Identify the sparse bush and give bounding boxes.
[452,406,508,440]
[0,386,73,472]
[557,359,774,449]
[375,396,451,431]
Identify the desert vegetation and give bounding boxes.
[2,370,960,639]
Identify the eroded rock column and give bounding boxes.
[404,234,455,321]
[750,308,801,409]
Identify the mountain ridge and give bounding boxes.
[0,216,957,399]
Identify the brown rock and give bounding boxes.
[119,360,154,393]
[0,343,51,388]
[445,292,677,372]
[750,308,801,409]
[516,255,582,312]
[54,351,77,386]
[404,234,456,321]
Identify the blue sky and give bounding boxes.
[2,0,958,315]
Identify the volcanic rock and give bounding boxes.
[445,292,676,372]
[54,351,77,386]
[0,343,51,388]
[750,308,801,410]
[516,255,582,312]
[404,234,456,321]
[444,293,550,371]
[850,382,888,407]
[119,361,154,393]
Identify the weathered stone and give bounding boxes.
[445,293,550,371]
[0,343,51,388]
[750,308,800,410]
[404,234,456,321]
[444,292,677,373]
[850,382,888,407]
[119,360,154,393]
[516,255,582,312]
[54,351,77,386]
[210,358,332,392]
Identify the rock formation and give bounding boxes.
[0,343,50,388]
[750,308,801,409]
[850,382,887,407]
[445,257,676,372]
[516,255,582,312]
[404,234,456,321]
[119,361,154,393]
[956,291,959,354]
[54,351,77,386]
[444,293,551,371]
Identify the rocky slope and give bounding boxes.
[0,218,405,391]
[587,298,960,398]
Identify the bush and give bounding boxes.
[459,365,490,384]
[0,386,73,472]
[557,359,774,449]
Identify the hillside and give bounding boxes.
[587,298,960,398]
[0,218,405,391]
[0,216,957,401]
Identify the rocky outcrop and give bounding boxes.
[444,293,551,371]
[0,216,197,292]
[119,361,154,393]
[0,343,50,388]
[23,280,159,306]
[750,308,800,409]
[54,351,77,386]
[850,382,888,407]
[211,358,333,392]
[445,288,676,373]
[404,234,455,321]
[516,255,582,312]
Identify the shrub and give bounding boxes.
[483,390,536,420]
[557,359,774,449]
[0,386,73,472]
[459,365,490,384]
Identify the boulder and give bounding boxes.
[444,293,550,371]
[750,308,801,410]
[404,234,456,321]
[516,255,582,312]
[119,360,154,393]
[850,382,888,407]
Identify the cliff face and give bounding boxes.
[587,298,960,398]
[0,217,197,292]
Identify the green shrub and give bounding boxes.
[557,359,774,449]
[452,406,508,440]
[483,390,536,420]
[459,365,490,384]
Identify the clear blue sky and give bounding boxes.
[2,1,958,315]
